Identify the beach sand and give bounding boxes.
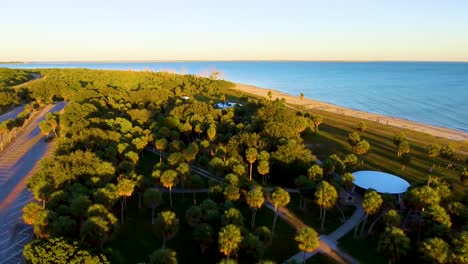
[233,83,468,142]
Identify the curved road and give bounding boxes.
[0,102,66,264]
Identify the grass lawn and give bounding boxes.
[109,150,298,263]
[306,253,341,264]
[338,232,387,264]
[288,194,356,234]
[302,109,467,199]
[108,193,298,263]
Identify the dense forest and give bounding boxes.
[0,68,465,263]
[0,68,35,111]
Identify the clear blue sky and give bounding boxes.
[1,0,467,61]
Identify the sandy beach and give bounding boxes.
[234,83,468,142]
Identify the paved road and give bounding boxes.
[0,106,25,124]
[0,102,66,264]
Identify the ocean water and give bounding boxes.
[1,61,467,132]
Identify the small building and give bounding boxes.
[181,96,190,100]
[352,170,410,203]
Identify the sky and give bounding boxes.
[1,0,467,62]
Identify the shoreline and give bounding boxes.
[233,83,468,142]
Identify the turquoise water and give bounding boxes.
[1,61,467,132]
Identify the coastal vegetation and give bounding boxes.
[3,68,465,263]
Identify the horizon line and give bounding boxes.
[1,59,468,64]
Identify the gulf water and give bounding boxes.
[2,61,467,132]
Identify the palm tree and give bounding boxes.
[245,148,258,181]
[160,170,178,208]
[218,224,243,259]
[354,140,370,165]
[246,187,265,230]
[270,187,290,236]
[116,177,135,224]
[257,160,270,184]
[143,188,162,224]
[295,227,320,264]
[307,164,323,182]
[421,237,450,264]
[148,247,177,264]
[154,211,179,248]
[39,120,52,140]
[224,185,240,202]
[377,226,410,264]
[193,223,215,253]
[341,173,355,190]
[314,181,338,231]
[155,138,168,163]
[357,189,383,237]
[185,205,203,227]
[299,92,304,110]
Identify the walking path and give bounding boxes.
[0,102,66,264]
[145,147,363,264]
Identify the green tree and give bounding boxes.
[222,208,244,226]
[341,173,355,190]
[155,138,168,163]
[358,190,383,237]
[348,132,361,148]
[451,231,468,264]
[377,226,410,264]
[218,224,243,259]
[246,186,265,230]
[421,237,451,264]
[295,227,320,264]
[245,148,258,181]
[116,177,135,224]
[397,141,410,157]
[160,170,178,208]
[257,160,270,184]
[224,185,240,202]
[149,247,178,264]
[314,181,338,231]
[270,187,290,236]
[398,153,411,170]
[357,121,367,132]
[193,223,215,253]
[154,211,179,248]
[144,188,162,224]
[427,143,441,164]
[185,205,203,227]
[23,237,109,264]
[343,153,358,171]
[383,209,401,227]
[354,140,370,165]
[39,120,52,139]
[460,168,468,185]
[311,115,323,132]
[307,164,323,182]
[393,132,407,146]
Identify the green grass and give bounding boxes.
[338,232,387,264]
[109,151,298,263]
[288,194,355,234]
[108,194,298,263]
[306,253,341,264]
[302,108,467,198]
[225,87,468,199]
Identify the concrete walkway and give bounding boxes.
[284,205,364,264]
